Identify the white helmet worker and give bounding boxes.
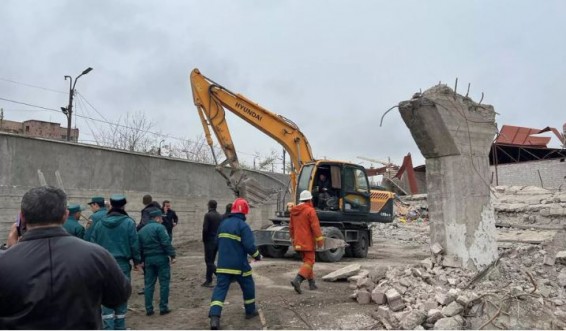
[299,190,313,201]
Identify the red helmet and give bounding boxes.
[231,198,249,215]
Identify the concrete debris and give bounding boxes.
[347,269,370,282]
[385,288,405,312]
[430,242,443,255]
[399,310,426,330]
[441,301,463,317]
[369,266,388,283]
[441,255,462,268]
[322,263,361,281]
[426,309,444,324]
[356,289,371,305]
[556,251,566,265]
[420,258,434,270]
[433,316,464,330]
[371,287,387,305]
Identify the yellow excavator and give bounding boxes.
[190,68,394,262]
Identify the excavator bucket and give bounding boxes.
[238,177,279,207]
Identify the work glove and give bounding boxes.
[254,254,262,262]
[316,238,325,249]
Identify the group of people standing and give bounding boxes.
[0,186,325,330]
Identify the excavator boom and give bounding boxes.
[190,68,315,203]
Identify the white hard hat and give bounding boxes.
[299,190,313,201]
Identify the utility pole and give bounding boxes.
[282,148,286,174]
[61,67,93,141]
[0,108,3,129]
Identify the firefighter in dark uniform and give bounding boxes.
[91,194,141,330]
[63,203,85,239]
[209,198,261,330]
[138,208,176,316]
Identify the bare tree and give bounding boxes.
[168,135,222,164]
[93,111,159,152]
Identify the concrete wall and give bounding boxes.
[0,133,289,244]
[490,159,566,189]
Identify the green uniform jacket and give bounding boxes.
[63,216,85,239]
[84,207,107,242]
[138,220,176,260]
[91,211,141,265]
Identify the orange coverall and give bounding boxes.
[289,201,324,279]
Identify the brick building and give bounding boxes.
[0,118,79,142]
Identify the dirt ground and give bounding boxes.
[127,224,430,330]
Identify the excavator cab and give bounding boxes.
[296,161,372,216]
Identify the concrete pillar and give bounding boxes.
[398,85,498,270]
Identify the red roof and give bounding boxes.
[496,125,550,147]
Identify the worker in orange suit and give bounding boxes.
[289,190,324,294]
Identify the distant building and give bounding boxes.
[0,118,79,142]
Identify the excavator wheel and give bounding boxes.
[351,230,369,258]
[316,227,345,262]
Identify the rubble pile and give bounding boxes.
[397,186,566,227]
[346,242,566,329]
[494,186,566,226]
[373,222,430,246]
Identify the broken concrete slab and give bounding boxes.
[347,269,370,282]
[356,289,371,305]
[385,288,405,312]
[433,315,464,330]
[426,309,444,324]
[420,258,434,270]
[369,266,388,283]
[399,310,426,330]
[371,287,387,305]
[441,301,463,317]
[431,242,444,255]
[322,263,361,281]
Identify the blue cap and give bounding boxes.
[110,194,127,207]
[88,196,105,205]
[149,208,166,218]
[68,203,85,214]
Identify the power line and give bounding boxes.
[0,95,261,157]
[0,77,67,94]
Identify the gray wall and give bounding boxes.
[490,159,566,189]
[0,133,289,244]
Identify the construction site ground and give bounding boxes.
[127,223,431,330]
[127,220,560,330]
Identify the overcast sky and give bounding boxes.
[1,0,565,169]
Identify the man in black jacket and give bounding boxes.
[162,200,179,240]
[202,199,222,287]
[138,194,161,231]
[0,186,131,329]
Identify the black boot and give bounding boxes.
[210,316,220,330]
[290,274,305,294]
[308,279,318,290]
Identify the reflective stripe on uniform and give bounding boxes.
[218,233,241,241]
[102,314,114,320]
[216,268,242,275]
[315,236,324,241]
[211,300,224,307]
[115,314,126,319]
[302,263,313,269]
[242,270,253,277]
[244,298,255,304]
[251,250,260,258]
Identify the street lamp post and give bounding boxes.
[61,67,93,141]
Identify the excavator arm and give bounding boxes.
[190,68,315,203]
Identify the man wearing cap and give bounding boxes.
[138,208,176,316]
[63,204,85,239]
[91,194,141,330]
[289,190,324,294]
[0,186,131,329]
[84,196,107,241]
[208,198,261,330]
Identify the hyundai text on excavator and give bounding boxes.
[190,68,395,262]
